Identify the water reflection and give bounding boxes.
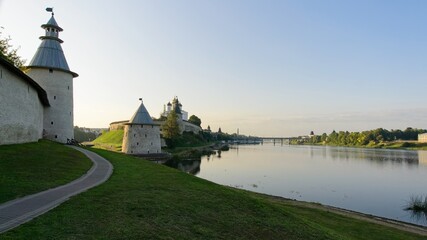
[164,144,427,226]
[418,151,427,166]
[323,147,419,165]
[164,157,201,175]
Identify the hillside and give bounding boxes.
[0,140,92,204]
[1,144,425,239]
[92,130,124,151]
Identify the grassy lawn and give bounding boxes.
[1,146,425,239]
[92,130,124,151]
[0,140,92,204]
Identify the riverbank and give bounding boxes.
[2,143,425,239]
[257,192,427,237]
[164,141,229,159]
[291,141,427,151]
[0,142,425,239]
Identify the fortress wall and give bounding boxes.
[153,120,202,135]
[110,121,127,131]
[122,124,161,154]
[0,65,44,145]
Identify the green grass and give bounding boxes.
[92,130,124,151]
[1,147,425,239]
[0,140,92,204]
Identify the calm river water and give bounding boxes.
[169,144,427,226]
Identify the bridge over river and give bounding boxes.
[260,137,299,145]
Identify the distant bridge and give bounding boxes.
[260,137,298,145]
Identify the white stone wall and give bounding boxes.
[154,120,202,135]
[109,121,127,131]
[122,124,161,154]
[27,68,74,143]
[0,66,44,145]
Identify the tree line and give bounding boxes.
[300,127,427,146]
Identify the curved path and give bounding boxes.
[0,146,113,233]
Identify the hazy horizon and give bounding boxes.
[1,0,426,137]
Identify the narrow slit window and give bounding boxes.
[49,69,53,73]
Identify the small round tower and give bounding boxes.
[122,99,161,155]
[26,9,78,143]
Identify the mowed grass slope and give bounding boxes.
[1,147,425,239]
[0,140,92,204]
[92,130,123,151]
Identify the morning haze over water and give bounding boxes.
[172,144,427,226]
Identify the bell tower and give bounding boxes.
[26,8,78,143]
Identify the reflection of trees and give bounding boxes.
[409,210,427,225]
[164,157,201,175]
[325,147,419,166]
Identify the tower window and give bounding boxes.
[51,121,53,125]
[68,86,70,90]
[49,69,53,73]
[54,96,56,100]
[134,134,136,137]
[137,142,139,146]
[145,134,147,138]
[55,135,58,139]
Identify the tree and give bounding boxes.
[0,28,26,68]
[162,111,180,140]
[188,115,201,127]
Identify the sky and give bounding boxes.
[0,0,426,137]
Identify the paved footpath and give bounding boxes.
[0,146,113,233]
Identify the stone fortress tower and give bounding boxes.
[122,99,161,155]
[26,9,78,143]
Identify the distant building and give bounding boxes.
[161,97,188,121]
[109,97,202,145]
[122,100,161,155]
[418,133,427,143]
[155,96,201,135]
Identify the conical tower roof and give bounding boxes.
[27,14,78,77]
[129,101,155,125]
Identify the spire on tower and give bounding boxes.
[27,8,78,77]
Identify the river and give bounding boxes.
[166,143,427,226]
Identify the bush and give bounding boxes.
[405,195,427,212]
[400,142,415,148]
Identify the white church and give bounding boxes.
[0,10,77,145]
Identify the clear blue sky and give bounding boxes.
[1,0,426,136]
